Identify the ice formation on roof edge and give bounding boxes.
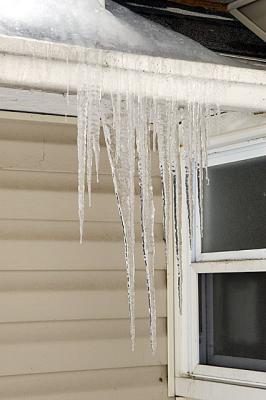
[76,63,220,352]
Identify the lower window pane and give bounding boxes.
[199,272,266,371]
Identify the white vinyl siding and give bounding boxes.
[0,114,168,399]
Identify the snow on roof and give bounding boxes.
[0,0,226,64]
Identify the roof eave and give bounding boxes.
[0,34,266,111]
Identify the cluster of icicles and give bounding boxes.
[77,82,219,354]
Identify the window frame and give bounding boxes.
[195,138,266,262]
[174,135,266,399]
[199,272,266,372]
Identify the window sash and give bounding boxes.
[195,139,266,262]
[175,139,266,397]
[199,273,266,373]
[176,261,266,389]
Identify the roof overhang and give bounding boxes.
[0,34,266,112]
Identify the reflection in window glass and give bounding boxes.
[202,156,266,253]
[199,273,266,372]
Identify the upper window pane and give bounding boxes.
[202,155,266,253]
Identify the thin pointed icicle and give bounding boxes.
[173,165,183,313]
[64,54,70,122]
[152,125,157,152]
[85,72,102,205]
[183,103,196,242]
[101,95,136,351]
[153,100,171,256]
[77,89,88,243]
[197,104,211,237]
[77,76,101,242]
[111,92,122,161]
[169,106,183,313]
[136,96,157,353]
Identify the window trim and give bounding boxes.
[174,136,266,399]
[195,138,266,262]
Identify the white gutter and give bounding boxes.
[0,35,266,111]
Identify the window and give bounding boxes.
[199,272,266,372]
[174,138,266,400]
[202,155,266,253]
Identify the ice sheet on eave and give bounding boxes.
[0,0,228,65]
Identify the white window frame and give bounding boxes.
[174,135,266,400]
[195,138,266,262]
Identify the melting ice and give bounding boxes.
[77,77,220,352]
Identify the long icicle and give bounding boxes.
[86,70,102,206]
[169,106,183,313]
[77,89,88,243]
[136,95,157,353]
[153,100,171,262]
[101,95,136,350]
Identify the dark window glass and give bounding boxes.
[199,272,266,371]
[202,155,266,253]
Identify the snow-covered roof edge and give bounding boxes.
[0,34,266,111]
[0,0,228,65]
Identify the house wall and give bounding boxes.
[0,113,169,399]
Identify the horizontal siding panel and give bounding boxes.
[0,240,166,270]
[0,139,160,176]
[0,319,167,376]
[0,189,163,223]
[0,366,168,400]
[0,270,166,291]
[0,385,168,400]
[0,318,166,345]
[0,220,163,242]
[0,270,166,322]
[0,118,77,143]
[0,139,80,172]
[0,169,162,195]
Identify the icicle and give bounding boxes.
[173,165,183,312]
[76,66,222,350]
[77,89,88,243]
[152,125,157,152]
[136,95,157,353]
[153,100,171,254]
[111,92,122,161]
[101,95,136,351]
[169,106,183,313]
[86,70,102,204]
[77,64,102,239]
[196,103,221,237]
[197,104,211,237]
[184,103,196,242]
[201,103,210,181]
[65,54,70,122]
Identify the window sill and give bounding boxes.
[175,376,266,400]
